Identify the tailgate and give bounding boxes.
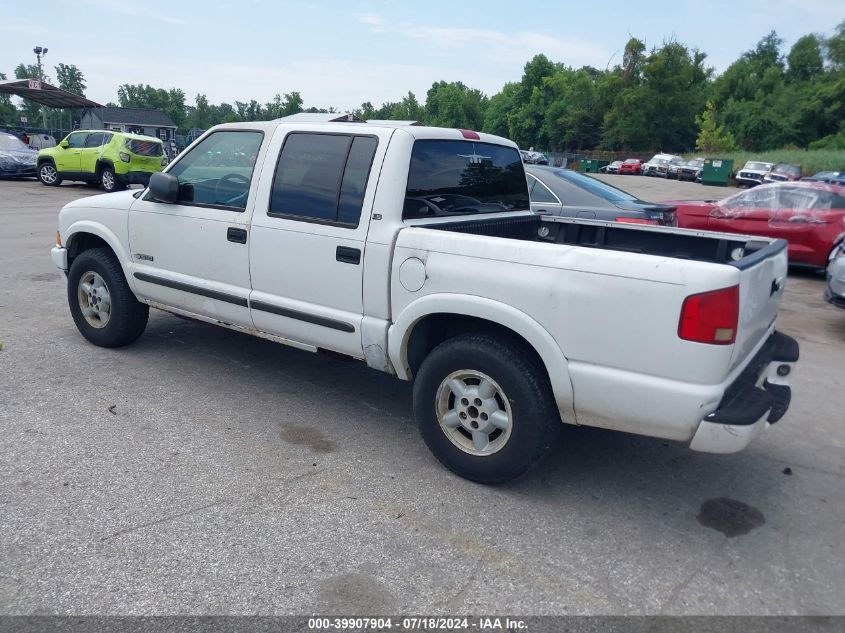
[730,239,788,370]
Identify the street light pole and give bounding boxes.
[33,45,48,129]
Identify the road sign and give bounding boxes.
[20,116,28,123]
[28,80,41,90]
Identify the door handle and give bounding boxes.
[336,246,361,265]
[227,227,247,244]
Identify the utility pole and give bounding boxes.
[33,45,48,129]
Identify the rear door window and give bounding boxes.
[84,132,105,147]
[269,133,378,227]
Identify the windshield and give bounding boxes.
[624,159,639,164]
[403,140,528,219]
[553,169,639,202]
[745,162,770,171]
[774,163,801,176]
[686,160,703,168]
[0,134,28,150]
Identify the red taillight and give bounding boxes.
[678,285,739,345]
[615,217,659,225]
[458,129,480,140]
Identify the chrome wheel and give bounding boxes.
[436,370,513,456]
[77,271,112,328]
[101,169,115,191]
[39,163,58,184]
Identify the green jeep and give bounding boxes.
[37,130,167,192]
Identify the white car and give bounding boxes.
[736,161,774,187]
[826,239,845,309]
[642,153,679,177]
[50,120,798,483]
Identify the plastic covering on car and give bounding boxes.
[715,182,845,225]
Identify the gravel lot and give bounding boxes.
[0,178,843,616]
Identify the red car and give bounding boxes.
[666,182,845,268]
[618,158,642,175]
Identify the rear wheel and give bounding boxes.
[67,248,148,347]
[413,334,561,483]
[38,162,61,186]
[100,166,124,192]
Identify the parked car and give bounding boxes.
[519,149,549,165]
[618,158,642,175]
[667,181,845,268]
[803,171,845,185]
[25,133,56,150]
[525,165,676,225]
[736,161,774,187]
[599,160,623,174]
[37,130,167,192]
[826,238,845,309]
[666,157,686,179]
[0,131,37,178]
[763,163,802,184]
[642,153,678,177]
[678,159,704,182]
[50,121,797,482]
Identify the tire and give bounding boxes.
[100,165,124,192]
[413,333,561,484]
[38,161,62,186]
[67,248,149,348]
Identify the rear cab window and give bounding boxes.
[403,140,528,219]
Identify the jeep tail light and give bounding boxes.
[615,217,658,225]
[678,285,739,345]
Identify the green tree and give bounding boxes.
[0,72,17,125]
[695,100,737,153]
[54,63,86,95]
[117,84,187,128]
[424,81,487,129]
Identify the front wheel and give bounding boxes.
[67,248,149,347]
[38,162,62,186]
[413,334,561,483]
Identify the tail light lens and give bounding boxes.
[678,285,739,345]
[615,217,659,225]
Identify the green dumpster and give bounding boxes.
[701,158,734,187]
[579,159,602,173]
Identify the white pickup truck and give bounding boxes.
[51,119,799,483]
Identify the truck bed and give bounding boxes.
[424,214,784,268]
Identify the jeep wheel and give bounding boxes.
[67,248,148,347]
[100,166,124,192]
[413,334,561,483]
[38,162,62,186]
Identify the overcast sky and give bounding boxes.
[1,0,840,111]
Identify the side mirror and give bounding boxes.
[148,172,179,204]
[59,140,69,149]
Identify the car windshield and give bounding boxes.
[552,169,639,202]
[0,134,27,150]
[611,161,622,166]
[624,159,639,164]
[686,160,703,168]
[655,159,669,166]
[745,162,770,171]
[403,140,529,219]
[774,163,801,176]
[813,171,840,179]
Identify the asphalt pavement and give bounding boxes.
[0,178,843,615]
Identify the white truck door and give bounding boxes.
[127,129,266,328]
[248,126,391,358]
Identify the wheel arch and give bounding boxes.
[95,158,115,175]
[64,222,134,288]
[389,294,576,423]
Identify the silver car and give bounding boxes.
[826,239,845,309]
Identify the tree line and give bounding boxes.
[2,23,844,153]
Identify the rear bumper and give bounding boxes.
[116,170,154,186]
[690,331,799,453]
